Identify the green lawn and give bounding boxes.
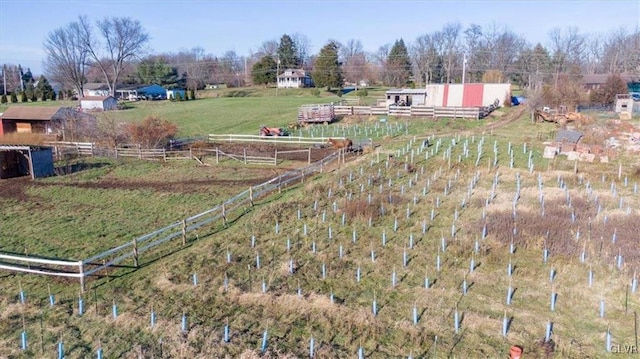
[2,89,640,358]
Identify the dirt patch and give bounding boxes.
[0,177,32,201]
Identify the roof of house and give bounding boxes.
[386,88,428,95]
[583,73,640,85]
[84,83,110,91]
[81,96,115,101]
[555,130,583,144]
[0,106,64,121]
[278,69,308,78]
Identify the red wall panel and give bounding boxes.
[442,84,449,107]
[462,84,484,107]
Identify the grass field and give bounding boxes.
[1,93,640,358]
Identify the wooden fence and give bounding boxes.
[0,149,346,291]
[333,105,481,119]
[203,148,313,165]
[207,134,342,145]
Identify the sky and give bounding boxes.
[1,0,639,75]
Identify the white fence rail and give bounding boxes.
[207,134,342,145]
[333,105,480,119]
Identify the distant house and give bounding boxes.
[277,69,313,88]
[83,83,110,97]
[0,106,95,137]
[80,96,118,111]
[116,84,167,101]
[582,73,640,93]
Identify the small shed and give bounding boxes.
[385,89,428,107]
[0,145,55,179]
[80,96,118,111]
[615,94,634,115]
[555,130,583,153]
[166,89,186,100]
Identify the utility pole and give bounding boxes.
[276,55,280,97]
[2,64,6,95]
[462,53,467,84]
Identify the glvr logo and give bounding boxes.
[610,344,638,354]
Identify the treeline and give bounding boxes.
[1,18,638,106]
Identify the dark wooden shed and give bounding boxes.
[0,145,55,180]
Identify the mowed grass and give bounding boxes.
[0,159,279,258]
[2,128,639,358]
[107,95,337,137]
[1,97,640,357]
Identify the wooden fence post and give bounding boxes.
[79,262,85,293]
[163,149,167,162]
[222,204,228,226]
[249,187,254,207]
[244,149,247,164]
[308,147,311,164]
[133,238,139,267]
[182,219,187,246]
[274,148,278,165]
[216,148,219,164]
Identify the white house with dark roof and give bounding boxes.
[277,69,313,88]
[80,96,118,111]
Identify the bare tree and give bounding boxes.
[441,22,462,83]
[1,64,23,94]
[80,16,150,97]
[291,33,311,68]
[548,27,585,87]
[340,39,367,85]
[412,33,441,85]
[254,40,279,58]
[43,20,89,98]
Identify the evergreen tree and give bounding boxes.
[20,91,27,102]
[277,34,300,70]
[252,55,278,86]
[35,75,55,101]
[10,92,18,103]
[384,39,412,87]
[0,94,7,104]
[31,92,38,102]
[190,89,195,100]
[312,41,343,90]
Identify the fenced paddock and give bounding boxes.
[0,149,344,291]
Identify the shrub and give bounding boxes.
[10,93,17,103]
[169,94,174,101]
[124,116,178,148]
[190,89,195,100]
[0,94,7,104]
[504,93,512,107]
[49,91,56,101]
[31,93,37,102]
[356,88,368,97]
[177,92,184,101]
[58,91,64,100]
[20,92,27,102]
[311,88,321,97]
